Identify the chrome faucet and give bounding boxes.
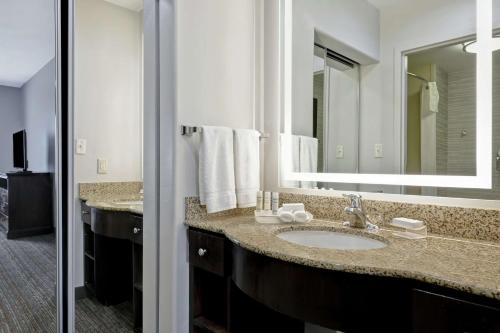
[343,194,378,230]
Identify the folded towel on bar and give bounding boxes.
[421,81,439,113]
[233,129,261,208]
[280,134,300,188]
[299,136,318,189]
[199,126,237,213]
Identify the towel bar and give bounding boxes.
[181,125,269,139]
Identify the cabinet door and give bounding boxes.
[188,229,227,276]
[412,289,500,333]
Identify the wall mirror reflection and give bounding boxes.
[74,0,144,331]
[282,0,500,199]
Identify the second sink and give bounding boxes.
[277,230,387,250]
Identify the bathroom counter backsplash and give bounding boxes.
[79,181,143,201]
[186,192,500,243]
[279,193,500,243]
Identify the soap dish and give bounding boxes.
[254,211,281,224]
[389,223,427,239]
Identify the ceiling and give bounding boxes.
[0,0,55,87]
[0,0,142,88]
[409,43,475,73]
[104,0,143,12]
[408,41,500,73]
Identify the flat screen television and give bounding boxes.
[13,130,28,171]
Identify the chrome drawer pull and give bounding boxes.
[133,227,142,234]
[198,248,207,257]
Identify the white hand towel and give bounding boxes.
[199,126,237,213]
[233,129,260,208]
[279,134,300,188]
[299,136,318,189]
[421,82,439,113]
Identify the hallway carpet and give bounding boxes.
[0,226,134,332]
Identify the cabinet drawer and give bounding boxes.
[412,289,500,333]
[188,229,227,276]
[81,201,91,225]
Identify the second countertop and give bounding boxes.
[186,215,500,301]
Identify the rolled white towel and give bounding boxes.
[277,207,295,223]
[293,210,312,223]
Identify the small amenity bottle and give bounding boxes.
[271,192,279,215]
[256,191,263,211]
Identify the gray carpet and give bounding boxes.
[0,226,134,333]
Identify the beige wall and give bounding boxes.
[74,0,143,287]
[75,0,143,183]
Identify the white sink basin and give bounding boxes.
[277,230,387,250]
[114,200,143,206]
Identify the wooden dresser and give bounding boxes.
[0,172,54,239]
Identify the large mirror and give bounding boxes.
[281,0,500,198]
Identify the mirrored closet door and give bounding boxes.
[0,0,58,331]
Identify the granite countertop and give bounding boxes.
[79,182,143,215]
[185,216,500,301]
[84,199,143,215]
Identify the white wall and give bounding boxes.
[22,58,56,173]
[73,0,143,287]
[75,0,143,183]
[173,0,257,331]
[0,86,23,172]
[292,0,379,137]
[325,66,359,173]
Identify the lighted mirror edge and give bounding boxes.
[280,0,493,189]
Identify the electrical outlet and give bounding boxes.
[374,144,383,158]
[76,139,87,155]
[336,145,344,158]
[97,158,108,174]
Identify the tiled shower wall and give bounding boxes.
[436,66,448,177]
[439,66,500,199]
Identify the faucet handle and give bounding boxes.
[343,193,362,208]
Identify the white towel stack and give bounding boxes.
[199,126,261,213]
[199,126,237,213]
[234,129,261,208]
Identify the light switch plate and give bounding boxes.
[374,144,383,158]
[76,139,87,155]
[336,145,344,158]
[97,158,108,174]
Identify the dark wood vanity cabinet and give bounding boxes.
[188,227,500,333]
[412,289,500,333]
[131,214,143,333]
[188,229,303,333]
[82,202,143,332]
